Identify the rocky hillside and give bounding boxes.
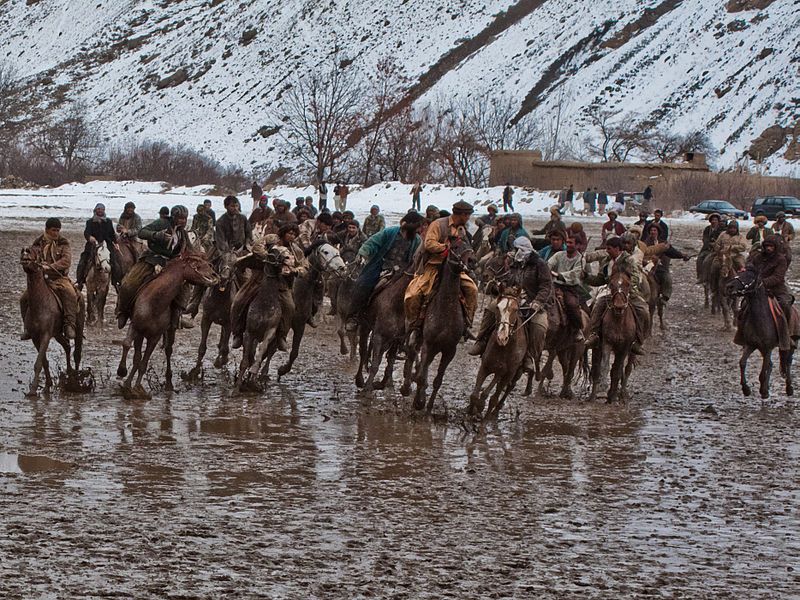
[0,0,797,175]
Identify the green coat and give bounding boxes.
[139,218,191,264]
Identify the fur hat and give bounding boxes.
[402,211,423,226]
[708,212,721,221]
[754,214,768,224]
[170,205,189,219]
[607,210,618,218]
[317,212,334,226]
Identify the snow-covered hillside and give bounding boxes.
[1,0,797,174]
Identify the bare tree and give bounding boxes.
[375,105,437,183]
[433,103,487,187]
[640,129,718,164]
[274,58,364,182]
[584,107,649,162]
[463,96,541,153]
[30,103,103,181]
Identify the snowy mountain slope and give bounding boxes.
[0,0,798,175]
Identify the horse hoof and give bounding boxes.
[340,347,348,356]
[559,389,574,400]
[400,385,411,397]
[742,385,751,397]
[413,398,425,411]
[117,366,128,378]
[213,356,227,369]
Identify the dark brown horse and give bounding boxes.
[20,247,85,397]
[728,270,794,398]
[468,290,528,418]
[115,237,141,278]
[355,270,415,393]
[589,273,638,403]
[188,251,239,378]
[277,243,346,380]
[404,237,475,412]
[85,241,111,327]
[711,250,739,331]
[237,247,293,390]
[116,252,218,397]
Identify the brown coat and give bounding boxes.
[32,234,72,277]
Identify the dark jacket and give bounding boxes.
[357,226,420,288]
[701,224,725,252]
[749,249,789,298]
[215,213,252,253]
[511,254,553,306]
[84,218,117,246]
[138,218,191,264]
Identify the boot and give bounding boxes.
[467,339,486,356]
[463,327,477,341]
[631,341,645,355]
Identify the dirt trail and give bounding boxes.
[1,222,798,598]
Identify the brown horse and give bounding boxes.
[589,273,638,403]
[115,237,141,278]
[711,250,739,330]
[728,269,794,398]
[643,267,663,335]
[116,252,218,397]
[468,290,528,418]
[187,251,239,379]
[20,247,85,397]
[404,237,475,412]
[85,241,111,327]
[355,270,415,394]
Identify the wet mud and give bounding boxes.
[1,223,798,597]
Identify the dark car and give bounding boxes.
[750,196,800,219]
[689,200,749,220]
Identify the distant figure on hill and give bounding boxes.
[502,183,514,212]
[584,187,596,215]
[597,189,608,215]
[410,182,423,212]
[318,180,328,211]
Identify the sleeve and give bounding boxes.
[532,260,553,305]
[138,219,161,241]
[643,242,668,258]
[730,236,747,253]
[214,219,230,253]
[424,221,447,255]
[131,215,142,236]
[558,256,585,286]
[762,256,788,289]
[107,220,118,243]
[83,220,91,241]
[377,215,385,232]
[245,217,253,246]
[746,227,756,241]
[53,242,72,273]
[664,245,687,259]
[360,228,391,259]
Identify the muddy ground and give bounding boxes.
[1,220,798,598]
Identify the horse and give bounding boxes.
[20,247,85,397]
[711,250,739,331]
[115,236,141,278]
[644,265,664,335]
[334,260,362,360]
[589,273,638,403]
[277,243,347,380]
[403,237,475,412]
[188,251,239,378]
[355,269,415,393]
[116,251,218,397]
[468,289,528,418]
[237,247,293,391]
[728,269,794,398]
[472,224,495,263]
[85,241,111,327]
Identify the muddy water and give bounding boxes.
[1,224,799,597]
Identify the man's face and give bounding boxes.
[259,198,268,208]
[452,213,469,227]
[45,226,60,239]
[347,224,358,236]
[764,243,776,255]
[510,217,520,229]
[565,238,576,254]
[710,218,719,227]
[282,231,297,244]
[174,216,188,229]
[95,207,105,219]
[204,202,212,211]
[654,213,662,222]
[197,206,205,215]
[639,213,647,220]
[305,198,313,206]
[401,222,420,237]
[649,227,660,239]
[727,225,737,235]
[551,236,564,248]
[609,214,616,221]
[318,223,331,234]
[124,206,134,216]
[227,202,239,215]
[370,207,378,216]
[607,245,621,259]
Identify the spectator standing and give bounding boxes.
[502,183,514,212]
[339,182,350,211]
[597,189,608,215]
[318,180,328,211]
[362,205,386,238]
[333,182,342,211]
[410,182,422,212]
[203,199,216,226]
[601,210,625,242]
[584,187,597,215]
[304,196,318,217]
[563,185,575,215]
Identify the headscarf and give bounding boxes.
[513,236,534,263]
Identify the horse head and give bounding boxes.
[215,251,239,291]
[179,251,219,287]
[20,246,41,274]
[264,246,293,278]
[311,243,346,275]
[448,236,476,273]
[496,287,521,347]
[609,273,631,312]
[728,268,758,297]
[94,241,112,274]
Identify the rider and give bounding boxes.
[335,219,368,263]
[643,223,690,302]
[547,234,587,342]
[345,211,423,331]
[696,213,725,283]
[738,234,799,350]
[474,205,499,228]
[538,229,567,261]
[117,201,142,241]
[601,210,625,242]
[190,204,214,252]
[115,205,193,330]
[404,200,479,341]
[76,203,120,291]
[584,237,650,355]
[468,236,553,356]
[298,211,335,327]
[214,195,252,257]
[497,213,530,253]
[530,206,567,241]
[713,219,747,272]
[21,218,80,340]
[772,211,795,243]
[649,209,669,241]
[362,205,386,238]
[747,214,769,247]
[231,223,304,352]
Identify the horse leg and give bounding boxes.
[192,315,212,378]
[164,327,176,392]
[759,349,772,400]
[56,335,72,373]
[413,345,433,411]
[782,350,794,396]
[400,345,416,397]
[704,283,709,309]
[538,353,555,396]
[117,326,133,378]
[427,347,455,413]
[215,322,231,368]
[337,316,348,356]
[133,336,157,397]
[739,345,755,397]
[377,344,397,390]
[468,364,490,416]
[355,328,369,389]
[607,348,625,403]
[26,337,47,396]
[364,334,384,393]
[238,333,255,388]
[278,323,303,380]
[125,333,144,389]
[250,326,277,378]
[348,328,358,362]
[658,299,666,331]
[558,348,576,400]
[98,284,108,327]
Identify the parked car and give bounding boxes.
[750,196,800,219]
[688,200,749,220]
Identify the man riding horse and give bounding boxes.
[404,201,479,344]
[736,234,800,351]
[20,217,81,340]
[345,211,423,332]
[115,205,193,330]
[547,235,587,343]
[585,237,650,355]
[76,203,121,291]
[117,201,142,242]
[712,220,747,272]
[697,213,725,283]
[468,236,553,357]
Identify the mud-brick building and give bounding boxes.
[489,150,710,194]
